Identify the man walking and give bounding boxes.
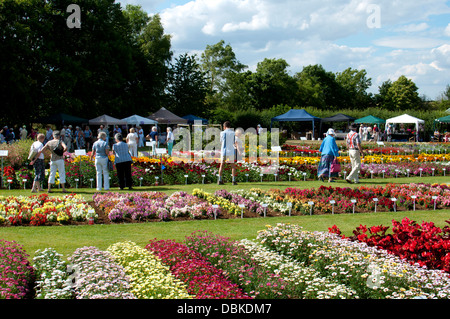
[218,121,238,185]
[346,123,364,184]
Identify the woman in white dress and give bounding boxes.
[137,126,145,148]
[126,128,139,157]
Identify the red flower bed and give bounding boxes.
[330,218,450,273]
[145,239,251,299]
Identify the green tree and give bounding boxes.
[384,75,422,110]
[136,13,173,113]
[335,67,372,109]
[200,40,246,106]
[375,80,393,108]
[294,64,341,109]
[0,0,48,124]
[166,53,208,117]
[247,58,298,110]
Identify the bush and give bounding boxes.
[0,139,35,169]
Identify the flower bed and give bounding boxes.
[4,224,450,299]
[94,191,218,223]
[184,230,291,299]
[0,193,97,226]
[257,223,450,299]
[330,218,450,273]
[106,241,192,299]
[145,239,251,299]
[33,248,73,299]
[0,240,34,299]
[237,239,357,299]
[240,183,450,215]
[68,246,136,299]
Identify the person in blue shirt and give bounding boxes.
[90,131,110,191]
[112,133,133,190]
[218,121,238,185]
[318,128,340,183]
[146,126,159,156]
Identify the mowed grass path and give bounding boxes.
[0,175,449,259]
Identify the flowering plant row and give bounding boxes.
[145,239,251,299]
[237,239,357,299]
[257,223,450,299]
[0,240,34,299]
[233,183,450,215]
[93,191,217,223]
[184,230,291,299]
[33,248,73,299]
[106,241,192,299]
[5,221,450,299]
[0,193,97,226]
[67,246,136,299]
[330,217,450,273]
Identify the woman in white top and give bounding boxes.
[30,133,45,193]
[137,126,145,148]
[126,127,139,157]
[165,127,174,156]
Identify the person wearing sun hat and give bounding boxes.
[318,128,340,183]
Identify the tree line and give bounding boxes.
[1,0,449,127]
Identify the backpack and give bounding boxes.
[53,139,64,156]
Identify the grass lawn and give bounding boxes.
[0,175,449,259]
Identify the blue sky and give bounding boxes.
[119,0,450,99]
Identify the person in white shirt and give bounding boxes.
[137,126,145,148]
[218,121,238,185]
[165,127,174,156]
[126,127,139,157]
[20,126,27,140]
[30,133,45,193]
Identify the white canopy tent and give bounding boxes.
[122,115,158,126]
[385,114,425,132]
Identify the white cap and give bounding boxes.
[326,128,335,136]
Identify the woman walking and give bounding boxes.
[318,128,340,183]
[113,133,133,190]
[90,131,110,191]
[30,133,45,193]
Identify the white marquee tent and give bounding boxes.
[385,114,425,131]
[122,114,158,126]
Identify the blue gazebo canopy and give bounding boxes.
[182,114,208,125]
[271,109,322,139]
[271,109,321,123]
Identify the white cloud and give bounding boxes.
[445,23,450,36]
[154,0,450,98]
[394,22,429,32]
[373,36,447,49]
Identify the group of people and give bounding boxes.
[358,124,382,142]
[26,124,177,193]
[317,123,365,184]
[0,125,39,144]
[29,129,136,193]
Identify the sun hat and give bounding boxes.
[326,128,335,136]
